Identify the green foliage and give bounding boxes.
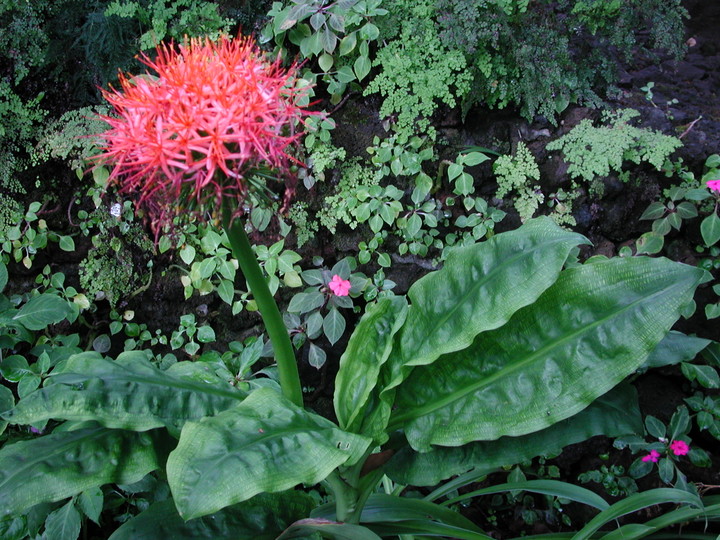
[366,0,471,136]
[438,0,687,121]
[578,463,638,498]
[0,201,77,269]
[77,201,153,308]
[0,82,46,192]
[0,218,707,536]
[285,256,375,368]
[317,157,383,234]
[547,109,683,187]
[32,106,109,172]
[261,0,387,103]
[493,142,542,222]
[104,0,233,50]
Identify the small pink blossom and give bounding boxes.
[707,179,720,192]
[328,275,351,296]
[641,449,661,463]
[669,440,689,456]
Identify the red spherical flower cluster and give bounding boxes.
[96,34,313,230]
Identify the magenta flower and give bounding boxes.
[669,440,690,456]
[641,449,661,463]
[328,275,351,296]
[707,180,720,192]
[96,35,313,232]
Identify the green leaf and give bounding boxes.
[398,217,587,370]
[13,294,71,331]
[642,331,711,369]
[386,383,642,486]
[58,236,75,252]
[701,213,720,247]
[323,308,346,345]
[359,22,379,41]
[179,245,196,265]
[217,279,234,305]
[573,488,702,540]
[287,291,325,314]
[43,500,81,540]
[0,261,7,292]
[443,479,608,511]
[196,325,216,344]
[461,152,489,166]
[635,231,664,255]
[644,415,666,439]
[681,362,720,388]
[675,201,698,219]
[308,343,327,369]
[0,385,13,436]
[639,202,666,221]
[394,256,702,450]
[4,351,247,432]
[109,492,316,540]
[335,297,408,433]
[454,172,474,196]
[0,426,163,517]
[599,495,720,540]
[277,519,382,539]
[338,32,357,56]
[313,494,488,538]
[320,25,337,54]
[78,487,103,524]
[447,163,463,180]
[167,388,371,519]
[353,54,371,81]
[318,52,333,72]
[377,252,391,267]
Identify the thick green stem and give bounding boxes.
[323,471,355,522]
[222,203,303,407]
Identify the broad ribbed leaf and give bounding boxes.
[12,294,72,331]
[109,492,315,540]
[364,218,586,446]
[167,388,371,519]
[387,383,642,486]
[334,296,407,433]
[0,426,163,517]
[394,256,703,450]
[3,351,246,432]
[398,217,587,369]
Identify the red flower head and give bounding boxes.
[96,34,313,231]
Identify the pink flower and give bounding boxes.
[641,449,661,463]
[707,180,720,192]
[95,35,313,232]
[669,440,689,456]
[328,275,351,296]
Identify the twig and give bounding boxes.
[679,115,702,139]
[328,92,353,115]
[67,198,77,227]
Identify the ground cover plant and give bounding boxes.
[1,0,720,538]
